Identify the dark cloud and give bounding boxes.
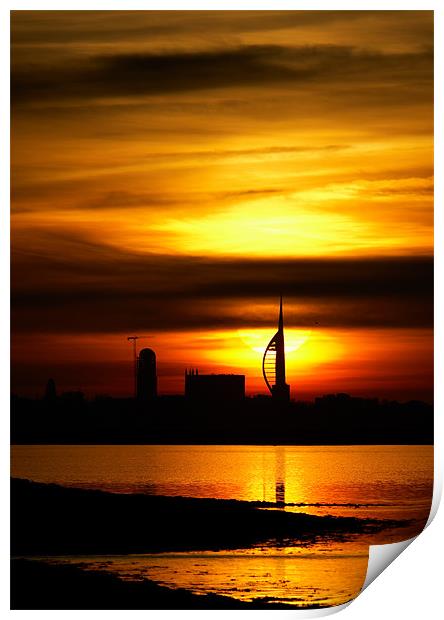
[11,44,433,105]
[11,10,432,47]
[11,234,433,332]
[11,292,433,334]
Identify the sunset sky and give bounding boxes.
[11,10,433,401]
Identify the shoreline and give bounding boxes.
[11,478,408,556]
[10,478,420,610]
[11,558,311,610]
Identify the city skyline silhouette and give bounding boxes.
[11,9,433,404]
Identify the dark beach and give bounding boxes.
[11,478,405,556]
[11,559,302,610]
[10,477,411,609]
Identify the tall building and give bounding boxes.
[137,348,157,400]
[262,296,290,402]
[185,369,245,402]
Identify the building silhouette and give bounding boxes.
[137,348,157,400]
[263,296,290,402]
[44,378,57,402]
[185,369,245,402]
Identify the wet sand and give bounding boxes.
[11,558,302,609]
[11,478,411,609]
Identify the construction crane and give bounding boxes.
[127,336,150,398]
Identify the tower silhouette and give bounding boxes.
[262,296,290,402]
[137,348,157,400]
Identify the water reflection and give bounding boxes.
[12,444,433,608]
[275,447,286,507]
[11,444,433,524]
[49,549,369,608]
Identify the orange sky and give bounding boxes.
[11,10,433,401]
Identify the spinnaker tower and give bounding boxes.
[262,296,290,402]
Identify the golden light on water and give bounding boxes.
[11,443,433,606]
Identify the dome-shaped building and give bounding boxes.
[137,348,157,400]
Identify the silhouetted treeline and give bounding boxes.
[10,392,433,444]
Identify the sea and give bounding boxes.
[11,444,433,607]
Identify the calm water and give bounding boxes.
[11,444,433,607]
[43,550,369,607]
